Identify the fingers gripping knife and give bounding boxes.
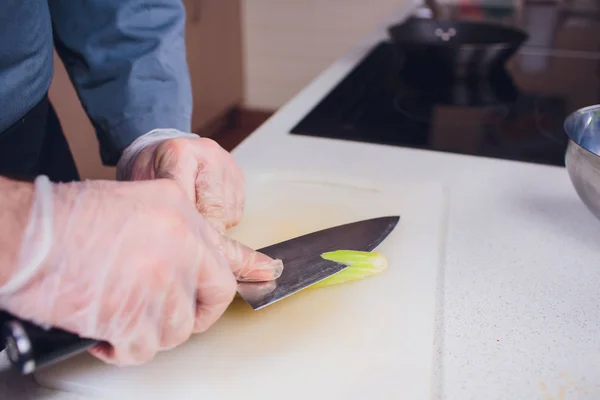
[1,216,399,374]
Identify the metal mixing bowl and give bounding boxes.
[564,105,600,222]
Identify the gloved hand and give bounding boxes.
[0,176,283,366]
[116,129,245,232]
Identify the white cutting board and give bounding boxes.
[34,170,448,400]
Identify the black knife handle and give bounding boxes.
[0,312,99,374]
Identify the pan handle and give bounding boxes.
[1,312,99,374]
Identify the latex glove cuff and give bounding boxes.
[116,129,198,181]
[0,176,54,296]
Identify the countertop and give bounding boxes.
[3,1,600,399]
[232,3,600,399]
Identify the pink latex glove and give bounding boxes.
[117,129,245,232]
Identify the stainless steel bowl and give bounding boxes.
[564,105,600,221]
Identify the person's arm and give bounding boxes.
[0,178,34,287]
[48,0,247,233]
[48,0,193,165]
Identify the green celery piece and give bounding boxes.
[310,250,388,289]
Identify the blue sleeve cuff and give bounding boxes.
[96,110,192,166]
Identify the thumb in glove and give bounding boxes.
[219,235,284,282]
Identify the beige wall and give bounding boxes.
[241,0,409,110]
[49,53,116,181]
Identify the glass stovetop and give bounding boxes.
[289,9,600,167]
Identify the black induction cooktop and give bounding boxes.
[290,6,600,167]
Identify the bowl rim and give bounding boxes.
[564,104,600,159]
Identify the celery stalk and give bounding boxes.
[233,250,387,303]
[310,250,388,289]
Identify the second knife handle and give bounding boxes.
[1,312,99,374]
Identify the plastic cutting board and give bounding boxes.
[34,170,448,400]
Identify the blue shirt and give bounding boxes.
[0,0,192,165]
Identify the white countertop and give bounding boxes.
[232,2,600,399]
[3,1,600,399]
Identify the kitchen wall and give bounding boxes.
[49,53,116,180]
[241,0,413,110]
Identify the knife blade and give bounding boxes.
[1,215,399,374]
[237,215,400,309]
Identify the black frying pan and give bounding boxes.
[388,17,529,78]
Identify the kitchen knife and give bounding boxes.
[1,215,399,375]
[237,215,400,309]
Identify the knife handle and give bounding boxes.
[0,312,99,374]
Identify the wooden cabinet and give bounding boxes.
[49,0,243,180]
[184,0,244,132]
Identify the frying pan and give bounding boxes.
[388,17,528,78]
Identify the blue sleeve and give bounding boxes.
[48,0,193,165]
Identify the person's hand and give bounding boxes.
[0,176,283,366]
[116,129,245,232]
